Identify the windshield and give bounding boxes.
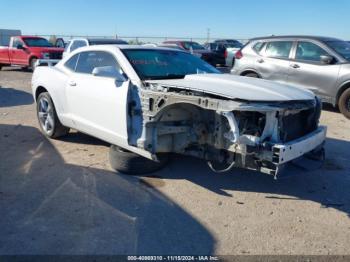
[122,49,220,80]
[182,42,205,50]
[23,38,53,47]
[326,40,350,61]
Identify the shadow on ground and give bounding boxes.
[0,87,33,107]
[158,138,350,217]
[0,124,214,255]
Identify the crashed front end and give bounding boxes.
[128,83,326,177]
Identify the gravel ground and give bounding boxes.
[0,67,350,255]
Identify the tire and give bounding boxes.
[29,57,38,71]
[0,64,2,71]
[338,88,350,119]
[109,145,169,175]
[36,92,69,138]
[244,72,259,78]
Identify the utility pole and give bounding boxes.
[206,28,210,43]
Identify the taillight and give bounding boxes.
[224,49,228,58]
[235,50,243,59]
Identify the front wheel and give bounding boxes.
[339,88,350,119]
[36,92,69,138]
[109,145,169,175]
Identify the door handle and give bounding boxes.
[68,80,77,86]
[290,64,300,69]
[257,59,264,63]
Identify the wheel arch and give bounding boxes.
[336,81,350,106]
[240,69,262,78]
[35,86,48,101]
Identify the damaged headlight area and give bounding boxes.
[128,87,326,177]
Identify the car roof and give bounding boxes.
[249,35,342,42]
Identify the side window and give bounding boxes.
[265,41,293,58]
[12,37,23,48]
[252,41,265,54]
[70,40,87,52]
[295,41,329,62]
[75,51,119,75]
[64,54,79,71]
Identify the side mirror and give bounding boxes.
[92,66,126,81]
[16,44,24,50]
[320,55,334,64]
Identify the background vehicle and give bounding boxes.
[32,45,325,177]
[63,38,128,57]
[205,39,243,67]
[231,35,350,119]
[162,40,222,66]
[0,29,21,46]
[0,35,63,71]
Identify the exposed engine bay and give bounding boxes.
[127,82,325,177]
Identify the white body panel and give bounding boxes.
[146,74,315,101]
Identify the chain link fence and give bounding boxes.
[31,34,249,45]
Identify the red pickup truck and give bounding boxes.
[0,36,64,71]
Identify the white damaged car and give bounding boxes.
[31,45,326,177]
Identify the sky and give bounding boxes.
[1,0,349,40]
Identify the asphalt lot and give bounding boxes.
[0,67,350,255]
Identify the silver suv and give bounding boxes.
[231,36,350,119]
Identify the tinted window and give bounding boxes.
[122,49,220,80]
[75,51,119,74]
[23,37,53,47]
[70,40,87,52]
[296,41,329,62]
[265,41,293,58]
[64,54,79,71]
[326,40,350,61]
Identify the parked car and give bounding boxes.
[162,40,222,66]
[231,35,350,119]
[63,38,128,57]
[0,35,64,71]
[204,39,243,67]
[31,45,326,177]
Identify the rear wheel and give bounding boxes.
[36,92,69,138]
[0,64,2,70]
[338,88,350,119]
[109,145,169,175]
[244,72,259,78]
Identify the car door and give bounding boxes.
[10,37,28,65]
[256,40,293,83]
[65,50,130,143]
[287,40,340,99]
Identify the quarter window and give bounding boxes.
[265,41,293,58]
[296,41,329,62]
[64,54,79,71]
[252,41,265,54]
[75,51,120,75]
